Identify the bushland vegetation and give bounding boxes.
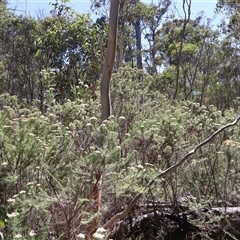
[0,0,240,239]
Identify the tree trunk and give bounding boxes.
[134,19,143,69]
[118,0,127,70]
[173,0,191,99]
[101,0,120,122]
[92,0,120,236]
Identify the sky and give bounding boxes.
[8,0,220,25]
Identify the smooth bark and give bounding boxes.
[101,0,120,121]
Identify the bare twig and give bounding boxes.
[102,115,240,229]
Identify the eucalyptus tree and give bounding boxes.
[209,0,240,109]
[0,0,106,111]
[152,13,223,101]
[37,1,107,104]
[213,16,240,109]
[92,0,171,71]
[216,0,240,14]
[139,0,171,73]
[0,6,40,102]
[120,0,171,71]
[100,0,120,121]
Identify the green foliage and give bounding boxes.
[36,5,106,101]
[0,93,101,238]
[0,2,106,109]
[1,0,239,111]
[1,0,240,238]
[0,67,240,238]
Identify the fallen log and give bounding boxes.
[211,207,240,214]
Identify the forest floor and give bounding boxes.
[109,203,240,240]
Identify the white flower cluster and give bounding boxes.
[76,228,109,240]
[93,228,107,240]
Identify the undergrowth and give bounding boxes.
[0,67,239,239]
